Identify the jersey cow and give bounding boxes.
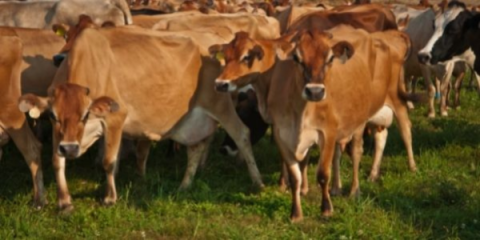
[18,16,264,211]
[209,25,415,221]
[0,36,45,208]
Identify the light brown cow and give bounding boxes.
[18,16,263,211]
[0,0,132,29]
[0,36,45,208]
[209,25,415,221]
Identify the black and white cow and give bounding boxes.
[418,1,480,77]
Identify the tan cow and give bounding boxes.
[0,0,132,29]
[0,36,45,208]
[209,25,415,221]
[18,16,263,211]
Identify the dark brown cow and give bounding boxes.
[0,36,45,208]
[18,16,264,211]
[210,25,415,221]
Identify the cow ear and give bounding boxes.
[275,31,297,60]
[332,41,354,64]
[208,44,226,66]
[52,24,69,39]
[18,94,49,119]
[89,96,119,118]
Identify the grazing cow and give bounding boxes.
[0,0,133,29]
[417,2,480,112]
[0,36,45,208]
[210,25,415,221]
[417,1,480,79]
[18,16,263,211]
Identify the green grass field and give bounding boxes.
[1,82,480,239]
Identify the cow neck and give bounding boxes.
[251,57,275,124]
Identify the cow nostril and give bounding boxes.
[418,54,430,64]
[58,144,79,158]
[53,53,66,67]
[304,86,326,101]
[215,82,229,92]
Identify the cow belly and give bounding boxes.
[170,107,216,146]
[368,106,393,128]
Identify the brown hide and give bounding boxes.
[287,4,398,34]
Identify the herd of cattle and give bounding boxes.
[0,0,479,222]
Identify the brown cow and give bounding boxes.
[288,3,398,34]
[209,25,415,221]
[18,16,264,211]
[0,36,45,208]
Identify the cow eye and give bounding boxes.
[49,112,57,121]
[242,55,252,62]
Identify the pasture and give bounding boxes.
[1,79,480,239]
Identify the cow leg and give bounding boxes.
[198,134,214,170]
[421,67,436,118]
[273,128,303,222]
[5,123,46,208]
[349,127,365,198]
[330,144,343,196]
[279,161,289,192]
[135,139,151,177]
[453,71,465,109]
[102,126,123,205]
[368,127,388,182]
[300,151,310,196]
[179,136,212,190]
[211,109,264,189]
[316,133,336,217]
[406,76,415,110]
[393,102,417,172]
[440,62,454,117]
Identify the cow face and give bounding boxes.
[289,30,354,102]
[210,32,270,92]
[418,2,471,65]
[18,83,119,159]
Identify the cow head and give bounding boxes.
[209,31,281,92]
[52,15,114,67]
[287,30,354,101]
[18,83,119,159]
[417,2,473,65]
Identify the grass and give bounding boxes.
[1,83,480,239]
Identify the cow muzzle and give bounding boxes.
[417,52,431,65]
[53,53,67,67]
[303,83,326,101]
[58,142,80,158]
[215,80,237,92]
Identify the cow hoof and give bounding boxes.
[300,188,309,196]
[441,111,448,117]
[367,175,379,182]
[407,101,415,110]
[349,189,361,198]
[33,198,48,210]
[103,197,116,206]
[321,209,333,218]
[59,204,74,214]
[427,112,435,118]
[290,215,304,223]
[252,182,265,193]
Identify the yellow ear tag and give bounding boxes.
[55,28,66,37]
[29,107,41,119]
[215,51,225,61]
